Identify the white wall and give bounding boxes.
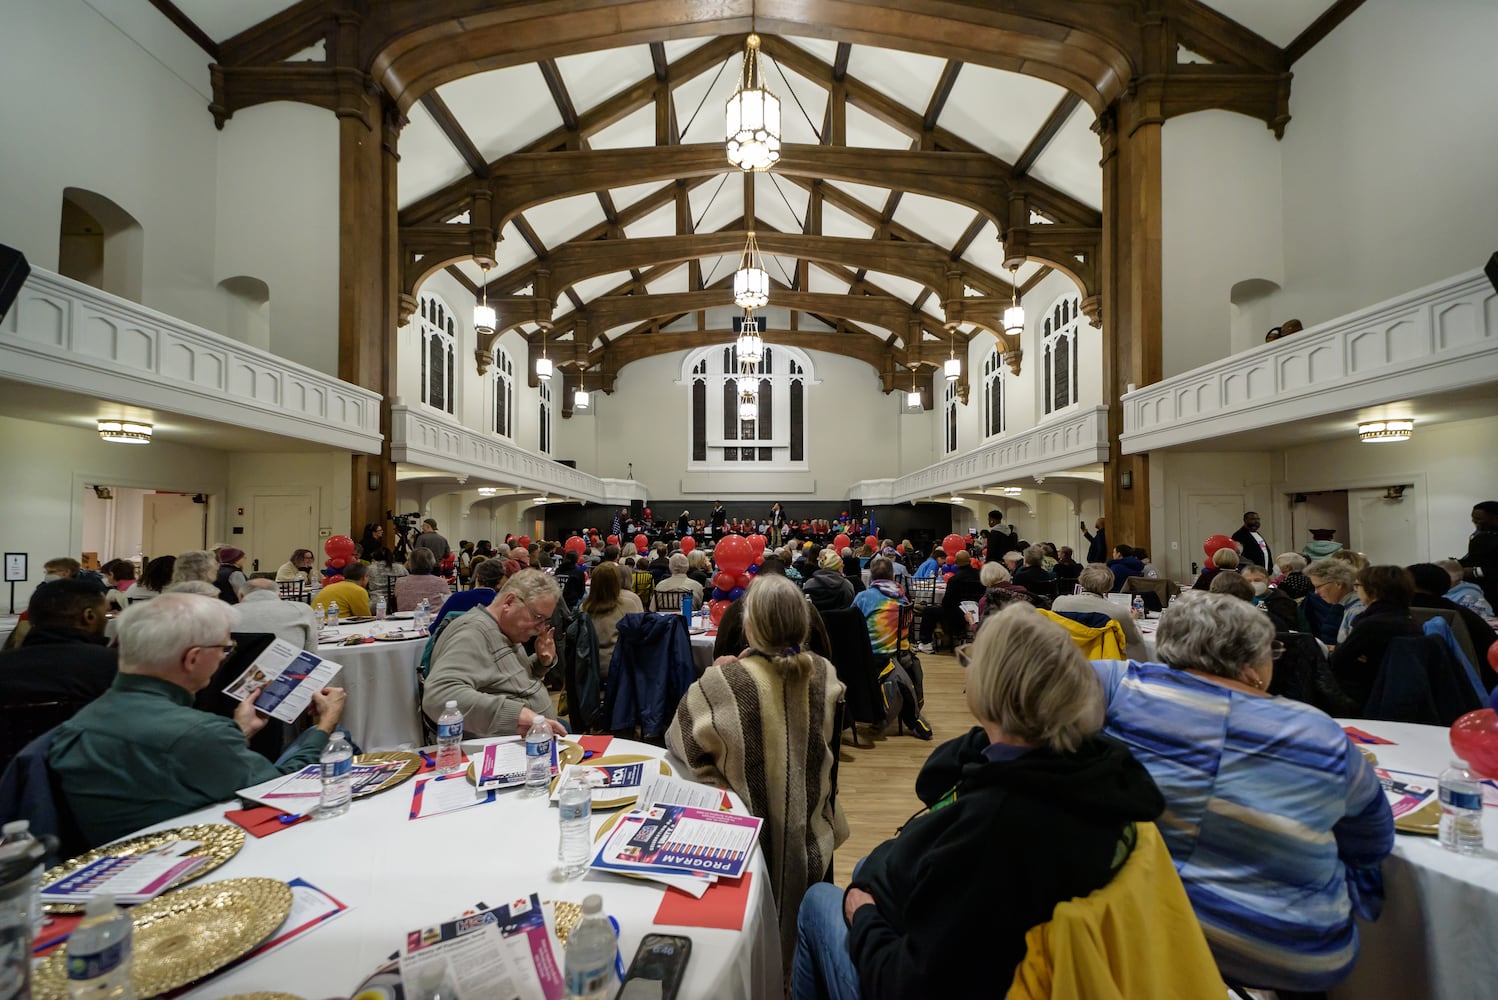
[1147,450,1275,583]
[224,451,352,571]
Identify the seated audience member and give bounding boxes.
[357,523,386,562]
[625,557,656,607]
[422,570,568,737]
[366,547,409,598]
[313,562,373,618]
[49,594,346,847]
[1052,545,1082,585]
[1092,594,1393,992]
[852,557,908,665]
[803,549,855,613]
[686,550,713,589]
[101,559,136,610]
[1001,550,1024,576]
[430,557,507,623]
[1238,565,1300,632]
[1192,546,1239,590]
[916,551,984,653]
[0,579,118,709]
[1409,562,1498,685]
[1272,551,1308,585]
[840,549,865,594]
[1207,570,1255,602]
[669,574,847,964]
[212,548,248,605]
[275,549,316,584]
[653,553,705,610]
[1134,546,1160,580]
[395,547,451,613]
[556,549,587,609]
[1331,565,1424,709]
[976,561,1033,619]
[127,556,176,605]
[580,562,643,676]
[1010,544,1057,598]
[233,578,318,652]
[1053,563,1148,661]
[913,547,944,580]
[1439,557,1496,617]
[1306,558,1361,647]
[1106,544,1145,591]
[171,550,217,587]
[794,604,1164,999]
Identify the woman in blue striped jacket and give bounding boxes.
[1092,593,1394,994]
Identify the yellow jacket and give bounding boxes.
[311,580,371,618]
[1037,609,1127,660]
[1006,822,1224,1000]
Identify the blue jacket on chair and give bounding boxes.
[605,613,696,738]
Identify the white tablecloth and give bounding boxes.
[128,739,781,998]
[0,614,18,648]
[1330,719,1498,1000]
[690,631,718,672]
[315,620,425,751]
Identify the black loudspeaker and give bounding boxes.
[1485,251,1498,294]
[0,244,29,325]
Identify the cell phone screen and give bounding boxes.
[619,934,691,1000]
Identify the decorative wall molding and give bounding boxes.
[851,405,1110,504]
[1122,270,1498,453]
[1,268,383,453]
[390,405,646,506]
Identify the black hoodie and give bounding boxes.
[847,727,1163,999]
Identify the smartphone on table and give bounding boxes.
[617,933,692,1000]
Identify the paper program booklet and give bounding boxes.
[222,637,341,722]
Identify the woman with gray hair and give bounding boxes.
[1091,593,1393,993]
[170,549,217,586]
[793,604,1164,998]
[1305,557,1361,646]
[1051,563,1148,660]
[395,545,451,612]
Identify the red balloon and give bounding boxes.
[634,534,648,552]
[943,534,965,556]
[832,533,851,553]
[516,536,531,550]
[713,570,737,591]
[1203,534,1236,559]
[1452,709,1498,778]
[865,535,878,549]
[328,557,347,570]
[325,535,355,558]
[736,573,751,590]
[606,535,619,546]
[322,574,344,585]
[715,534,752,575]
[1489,640,1498,674]
[565,536,586,554]
[679,536,696,554]
[747,534,766,554]
[709,599,731,627]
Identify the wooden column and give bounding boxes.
[1098,96,1163,552]
[340,90,401,539]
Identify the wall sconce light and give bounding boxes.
[367,471,380,492]
[1120,470,1133,490]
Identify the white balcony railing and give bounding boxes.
[0,268,383,452]
[390,404,648,506]
[851,405,1110,504]
[1121,269,1498,453]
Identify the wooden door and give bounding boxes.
[141,492,206,560]
[252,494,316,575]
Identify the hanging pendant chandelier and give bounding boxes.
[733,231,770,309]
[536,327,552,381]
[1003,264,1026,336]
[906,369,922,410]
[736,310,764,364]
[574,387,589,410]
[725,34,781,172]
[737,352,759,419]
[473,266,496,333]
[944,329,960,382]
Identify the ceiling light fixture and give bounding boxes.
[725,34,781,171]
[574,388,589,410]
[737,368,759,420]
[1359,419,1413,443]
[477,487,500,497]
[536,327,552,381]
[1004,264,1025,336]
[1003,487,1023,496]
[473,265,495,333]
[97,419,151,444]
[906,369,921,410]
[733,231,770,309]
[944,329,961,382]
[736,311,764,364]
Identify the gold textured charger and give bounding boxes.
[464,740,584,785]
[31,878,293,1000]
[1394,799,1441,836]
[353,750,422,798]
[550,754,672,810]
[41,823,245,914]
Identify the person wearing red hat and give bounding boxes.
[213,547,247,605]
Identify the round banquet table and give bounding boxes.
[314,619,426,751]
[125,738,781,998]
[689,630,718,672]
[1330,719,1498,1000]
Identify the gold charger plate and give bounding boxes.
[41,824,245,915]
[1394,800,1441,836]
[353,750,422,798]
[551,754,672,810]
[464,740,584,785]
[32,878,293,1000]
[221,994,305,1000]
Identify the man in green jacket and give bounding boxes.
[50,594,347,848]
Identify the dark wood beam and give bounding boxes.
[444,264,480,296]
[1285,0,1366,65]
[511,215,548,258]
[537,59,580,133]
[649,41,669,82]
[419,91,490,179]
[922,61,963,132]
[831,42,852,82]
[1012,92,1081,178]
[147,0,220,59]
[950,213,989,261]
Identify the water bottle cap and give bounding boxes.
[1452,757,1471,769]
[83,894,118,916]
[582,893,603,915]
[2,820,28,835]
[445,700,457,709]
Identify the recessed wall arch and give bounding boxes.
[59,188,144,302]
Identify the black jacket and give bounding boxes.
[847,728,1163,999]
[1053,559,1082,582]
[1010,565,1057,598]
[1332,602,1424,710]
[802,569,855,612]
[1461,528,1498,606]
[557,565,587,608]
[0,627,118,707]
[1231,526,1272,568]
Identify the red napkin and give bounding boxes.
[224,804,311,837]
[576,735,613,757]
[653,872,754,931]
[1343,726,1396,746]
[33,914,82,957]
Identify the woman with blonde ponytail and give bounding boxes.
[666,573,848,965]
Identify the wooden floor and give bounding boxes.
[831,650,975,884]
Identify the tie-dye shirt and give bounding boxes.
[852,579,908,655]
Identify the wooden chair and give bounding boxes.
[1123,576,1177,613]
[277,579,307,602]
[652,590,688,613]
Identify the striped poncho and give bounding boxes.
[666,653,849,963]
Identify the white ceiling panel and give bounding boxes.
[1199,0,1328,47]
[674,51,742,145]
[610,181,669,211]
[626,202,677,241]
[449,261,484,290]
[173,0,298,41]
[558,46,655,115]
[845,106,914,150]
[863,271,924,305]
[754,173,807,233]
[493,222,539,284]
[818,204,875,241]
[783,36,841,66]
[396,101,472,208]
[764,254,799,285]
[570,272,633,304]
[892,192,976,250]
[553,297,575,319]
[439,65,562,163]
[857,324,894,341]
[1025,103,1103,210]
[647,266,690,295]
[808,265,851,296]
[524,192,605,249]
[1014,261,1044,286]
[958,222,1009,281]
[939,65,1066,164]
[830,180,892,213]
[920,297,945,320]
[662,38,713,63]
[797,315,836,333]
[589,105,656,150]
[689,176,745,234]
[604,323,637,339]
[697,255,734,287]
[765,64,828,146]
[846,46,947,111]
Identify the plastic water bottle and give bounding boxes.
[374,594,387,620]
[1167,594,1177,611]
[1131,595,1145,620]
[564,895,619,1000]
[557,776,592,879]
[681,593,693,623]
[417,598,431,633]
[435,701,464,775]
[65,894,134,1000]
[524,716,553,797]
[317,731,353,818]
[326,601,340,630]
[1439,758,1484,855]
[1,820,43,934]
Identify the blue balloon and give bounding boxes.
[726,586,745,601]
[712,587,731,601]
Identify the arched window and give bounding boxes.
[681,344,813,468]
[491,347,514,438]
[944,378,958,454]
[538,379,552,454]
[416,291,456,415]
[983,347,1005,438]
[1042,293,1081,415]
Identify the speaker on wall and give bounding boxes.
[1486,251,1498,295]
[0,244,29,325]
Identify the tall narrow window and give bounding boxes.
[682,346,811,467]
[538,379,552,453]
[1042,292,1081,415]
[491,347,514,438]
[944,379,958,454]
[416,291,457,415]
[983,347,1005,438]
[690,359,707,461]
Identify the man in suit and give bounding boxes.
[710,501,728,533]
[1231,511,1272,569]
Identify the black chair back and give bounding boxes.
[278,579,308,603]
[0,700,86,777]
[653,590,688,613]
[1268,631,1358,717]
[819,609,884,730]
